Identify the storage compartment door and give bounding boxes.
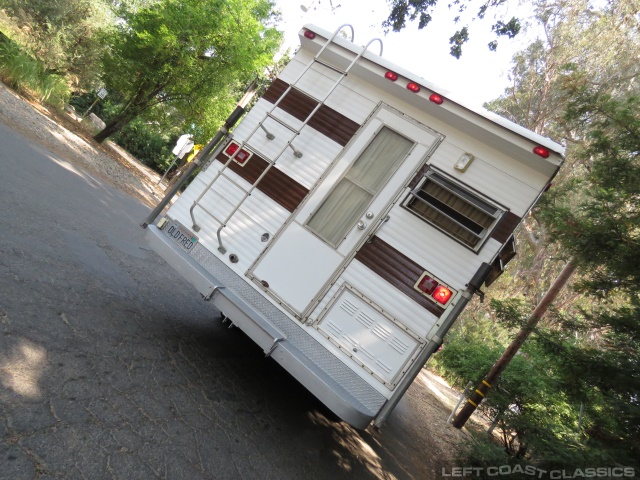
[317,286,422,387]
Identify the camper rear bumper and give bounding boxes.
[144,224,387,429]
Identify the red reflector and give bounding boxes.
[235,149,250,164]
[225,142,250,164]
[406,82,421,93]
[225,143,238,156]
[429,93,444,105]
[533,146,550,158]
[304,30,316,39]
[385,71,398,81]
[417,276,438,295]
[432,286,452,305]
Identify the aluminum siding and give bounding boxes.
[376,203,501,291]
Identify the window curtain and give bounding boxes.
[307,127,413,246]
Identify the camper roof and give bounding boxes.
[300,24,565,159]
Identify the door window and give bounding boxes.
[306,127,413,246]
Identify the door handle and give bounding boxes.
[367,215,390,242]
[357,220,367,230]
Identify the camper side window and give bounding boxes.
[403,170,503,250]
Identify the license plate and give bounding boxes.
[166,223,198,252]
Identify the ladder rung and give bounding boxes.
[287,84,322,103]
[197,204,226,226]
[265,112,300,133]
[242,144,277,166]
[219,171,250,194]
[314,59,347,76]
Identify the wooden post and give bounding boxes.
[451,260,577,429]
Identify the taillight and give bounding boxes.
[406,82,421,93]
[533,146,550,158]
[385,71,398,81]
[417,275,438,295]
[415,272,455,306]
[432,286,452,305]
[429,93,444,105]
[304,30,316,40]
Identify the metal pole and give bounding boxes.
[577,401,584,433]
[140,129,227,228]
[158,156,181,185]
[373,262,492,428]
[140,79,259,229]
[487,410,502,435]
[83,97,100,117]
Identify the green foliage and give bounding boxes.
[112,117,174,171]
[536,79,640,463]
[94,0,282,142]
[0,0,112,89]
[448,0,640,471]
[436,300,627,470]
[0,33,69,106]
[383,0,517,57]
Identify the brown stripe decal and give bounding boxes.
[278,88,318,123]
[258,166,309,212]
[262,79,360,146]
[215,152,308,212]
[355,237,446,318]
[263,78,289,104]
[307,104,360,147]
[491,211,521,244]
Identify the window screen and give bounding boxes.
[307,127,413,247]
[404,170,502,249]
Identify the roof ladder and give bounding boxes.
[189,25,384,254]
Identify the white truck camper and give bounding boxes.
[142,24,565,429]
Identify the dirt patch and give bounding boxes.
[0,82,165,207]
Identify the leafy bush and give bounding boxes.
[0,33,69,106]
[434,298,635,474]
[112,117,174,172]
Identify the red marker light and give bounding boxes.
[533,146,550,158]
[429,93,444,105]
[304,30,316,40]
[406,82,421,93]
[385,71,398,81]
[432,286,452,305]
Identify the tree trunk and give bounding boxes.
[451,259,578,429]
[93,114,135,143]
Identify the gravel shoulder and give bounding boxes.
[0,82,165,207]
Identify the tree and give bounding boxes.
[0,0,112,88]
[537,78,640,462]
[434,0,640,469]
[383,0,521,58]
[93,0,282,143]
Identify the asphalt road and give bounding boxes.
[0,121,444,480]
